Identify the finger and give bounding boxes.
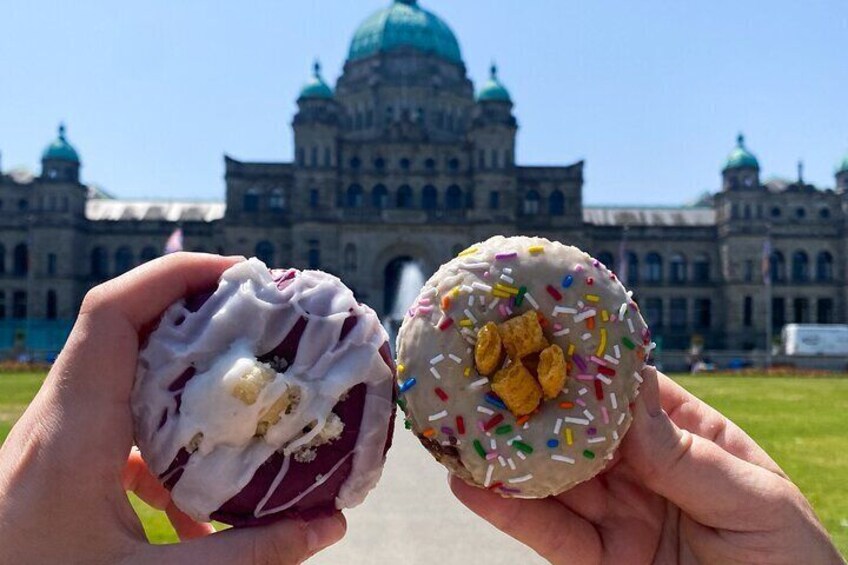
[166,502,216,541]
[449,475,601,565]
[123,448,171,511]
[656,371,785,476]
[147,512,346,565]
[622,366,793,531]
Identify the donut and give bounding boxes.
[395,236,650,497]
[131,258,396,526]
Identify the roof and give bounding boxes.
[85,200,225,222]
[583,206,716,227]
[723,133,759,171]
[42,123,80,163]
[478,64,512,103]
[299,61,334,100]
[348,0,462,64]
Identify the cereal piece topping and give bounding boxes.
[497,310,549,360]
[474,322,505,376]
[491,362,543,417]
[537,344,567,400]
[231,362,276,405]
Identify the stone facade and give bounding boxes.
[1,0,846,356]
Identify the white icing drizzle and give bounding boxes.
[132,259,393,521]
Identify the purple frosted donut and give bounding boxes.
[131,258,396,527]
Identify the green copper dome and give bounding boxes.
[299,61,334,100]
[42,123,80,163]
[836,152,848,175]
[478,64,512,102]
[348,0,462,64]
[723,133,759,171]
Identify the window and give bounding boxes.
[669,253,687,283]
[386,106,394,121]
[373,185,388,209]
[310,147,318,167]
[310,189,320,209]
[47,253,57,276]
[645,253,663,283]
[791,251,809,282]
[255,241,274,266]
[645,298,663,328]
[423,186,438,210]
[488,191,500,211]
[297,148,305,165]
[13,243,28,276]
[308,241,320,269]
[743,205,751,219]
[693,254,710,283]
[374,158,386,171]
[523,190,540,214]
[770,251,786,283]
[0,245,5,274]
[744,260,754,282]
[772,297,785,330]
[793,297,809,323]
[743,296,753,327]
[425,158,436,171]
[354,113,363,130]
[366,110,374,127]
[819,207,830,219]
[694,298,711,329]
[549,190,565,216]
[324,147,332,167]
[670,298,687,329]
[596,252,615,272]
[91,247,109,279]
[448,158,460,171]
[771,206,782,218]
[795,207,806,219]
[504,149,511,167]
[400,158,411,171]
[115,246,134,275]
[141,246,158,263]
[344,244,357,273]
[478,150,485,169]
[12,291,26,319]
[0,291,5,319]
[350,157,361,170]
[346,185,364,208]
[243,188,260,212]
[491,150,499,169]
[46,290,58,320]
[18,199,28,211]
[446,186,463,211]
[816,252,833,282]
[397,185,413,209]
[625,252,639,286]
[269,190,285,211]
[817,298,833,324]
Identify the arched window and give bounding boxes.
[816,251,833,282]
[346,184,363,208]
[400,158,411,171]
[140,246,158,263]
[625,252,639,286]
[669,253,687,283]
[114,246,134,275]
[446,185,464,210]
[397,185,413,209]
[523,190,540,214]
[308,240,320,269]
[243,188,260,212]
[269,189,285,211]
[0,244,5,274]
[645,252,663,283]
[693,253,710,283]
[425,158,436,171]
[372,185,388,209]
[12,291,26,319]
[743,296,753,327]
[13,243,28,276]
[255,241,275,266]
[46,290,58,320]
[791,251,809,282]
[344,244,357,273]
[549,190,565,216]
[422,185,438,210]
[770,251,786,283]
[91,247,109,279]
[596,252,615,272]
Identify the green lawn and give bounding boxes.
[1,371,846,555]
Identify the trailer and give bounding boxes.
[781,324,848,356]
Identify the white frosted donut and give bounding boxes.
[396,236,650,498]
[131,258,396,525]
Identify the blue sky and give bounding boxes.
[1,0,845,204]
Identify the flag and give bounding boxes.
[762,237,771,285]
[164,227,183,255]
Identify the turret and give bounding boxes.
[41,123,81,183]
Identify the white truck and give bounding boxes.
[781,324,848,356]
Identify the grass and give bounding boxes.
[1,371,846,555]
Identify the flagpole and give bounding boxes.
[764,223,772,370]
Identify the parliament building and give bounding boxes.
[1,0,847,361]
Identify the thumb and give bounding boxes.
[622,367,789,531]
[150,513,346,565]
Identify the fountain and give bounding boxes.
[383,260,426,352]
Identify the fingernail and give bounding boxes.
[639,366,662,417]
[226,255,248,261]
[306,514,346,553]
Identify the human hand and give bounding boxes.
[450,366,843,564]
[0,253,346,564]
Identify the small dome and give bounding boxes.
[42,123,80,163]
[836,152,848,175]
[348,0,462,64]
[478,64,512,103]
[723,133,759,171]
[299,61,333,100]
